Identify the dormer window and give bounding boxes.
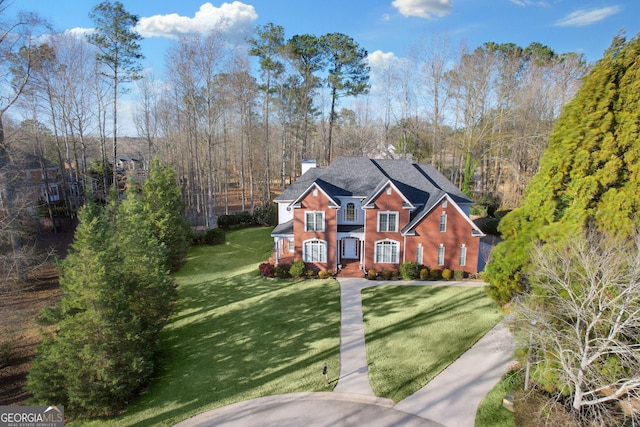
[345,203,356,221]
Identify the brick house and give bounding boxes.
[271,157,485,276]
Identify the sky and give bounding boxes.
[10,0,640,133]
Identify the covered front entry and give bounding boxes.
[338,237,363,277]
[342,237,359,259]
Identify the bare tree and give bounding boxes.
[515,229,640,425]
[0,2,50,282]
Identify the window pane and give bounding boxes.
[346,203,355,221]
[379,214,387,231]
[304,240,326,262]
[459,246,467,266]
[440,213,447,232]
[437,245,445,266]
[376,241,398,263]
[389,213,396,231]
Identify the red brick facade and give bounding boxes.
[272,157,484,275]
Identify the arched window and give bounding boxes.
[375,240,399,263]
[303,239,327,262]
[345,202,356,221]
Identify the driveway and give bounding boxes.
[175,278,514,427]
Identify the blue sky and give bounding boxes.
[11,0,640,133]
[19,0,639,72]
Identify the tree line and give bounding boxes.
[1,1,591,231]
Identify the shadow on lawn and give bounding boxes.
[361,285,502,401]
[119,274,341,427]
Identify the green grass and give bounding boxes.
[362,285,503,402]
[76,227,341,426]
[475,371,518,427]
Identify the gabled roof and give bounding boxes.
[275,156,473,210]
[401,192,485,237]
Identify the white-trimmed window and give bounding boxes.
[345,202,356,221]
[287,237,295,253]
[439,212,447,232]
[437,244,445,266]
[416,244,423,265]
[378,211,398,232]
[375,240,399,263]
[303,239,327,262]
[459,244,467,266]
[305,211,325,231]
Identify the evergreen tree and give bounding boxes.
[118,182,176,332]
[88,1,143,189]
[28,189,176,417]
[485,33,640,304]
[28,202,152,415]
[142,158,191,272]
[320,32,370,164]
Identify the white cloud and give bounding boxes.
[367,50,404,85]
[555,6,621,27]
[392,0,452,19]
[65,27,94,38]
[135,1,257,41]
[509,0,549,6]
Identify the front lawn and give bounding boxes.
[362,285,503,402]
[77,227,341,426]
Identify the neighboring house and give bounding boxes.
[115,154,144,172]
[4,151,63,205]
[271,156,485,275]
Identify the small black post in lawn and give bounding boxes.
[323,362,329,386]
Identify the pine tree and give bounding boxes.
[485,34,640,303]
[28,189,177,416]
[118,182,176,333]
[142,158,191,272]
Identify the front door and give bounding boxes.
[342,238,358,259]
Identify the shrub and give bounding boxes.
[318,270,327,279]
[400,261,419,280]
[202,228,225,245]
[381,269,393,280]
[259,262,275,278]
[367,269,377,280]
[326,269,333,277]
[252,203,276,226]
[289,259,306,278]
[454,270,464,280]
[429,268,442,280]
[306,269,316,278]
[442,268,452,280]
[420,268,430,280]
[274,264,290,278]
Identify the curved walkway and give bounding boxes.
[176,278,514,427]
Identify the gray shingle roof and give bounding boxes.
[275,157,473,209]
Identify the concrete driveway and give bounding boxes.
[175,278,514,427]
